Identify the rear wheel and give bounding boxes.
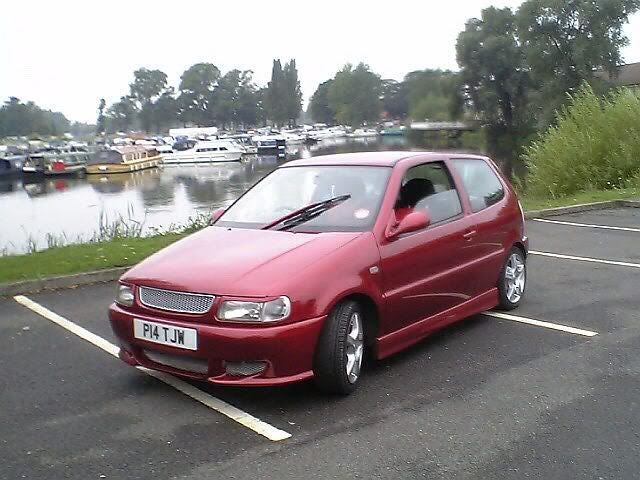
[313,301,364,395]
[497,247,526,310]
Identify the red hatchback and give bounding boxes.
[109,152,528,394]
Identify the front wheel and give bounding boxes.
[313,301,365,395]
[497,247,526,310]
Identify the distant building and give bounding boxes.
[596,62,640,90]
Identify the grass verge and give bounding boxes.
[520,187,639,211]
[0,233,185,284]
[1,188,639,285]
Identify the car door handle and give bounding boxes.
[463,230,477,240]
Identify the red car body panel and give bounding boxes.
[108,152,528,386]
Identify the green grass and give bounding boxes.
[520,187,640,211]
[1,187,639,285]
[0,233,186,284]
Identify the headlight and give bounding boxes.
[218,296,291,323]
[116,284,134,307]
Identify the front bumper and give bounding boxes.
[109,303,326,386]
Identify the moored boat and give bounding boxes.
[23,151,88,176]
[347,128,379,138]
[86,146,162,175]
[0,154,26,177]
[162,139,244,164]
[380,126,407,136]
[252,134,286,154]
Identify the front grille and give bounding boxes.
[138,286,214,314]
[144,349,209,374]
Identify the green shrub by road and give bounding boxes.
[524,85,640,198]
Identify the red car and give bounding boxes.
[109,152,528,394]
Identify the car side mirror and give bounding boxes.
[385,210,430,240]
[210,207,226,225]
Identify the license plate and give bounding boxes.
[133,319,197,350]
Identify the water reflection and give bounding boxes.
[0,178,21,194]
[22,177,85,197]
[1,137,485,255]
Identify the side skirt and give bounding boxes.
[375,288,499,360]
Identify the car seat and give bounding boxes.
[397,178,435,209]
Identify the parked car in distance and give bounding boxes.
[109,151,528,394]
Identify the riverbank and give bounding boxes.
[1,188,638,286]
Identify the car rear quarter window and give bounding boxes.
[451,159,505,213]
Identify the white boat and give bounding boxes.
[281,130,306,145]
[251,134,286,153]
[221,134,258,154]
[309,126,348,141]
[162,140,244,164]
[347,128,379,138]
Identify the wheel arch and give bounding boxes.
[513,241,527,257]
[328,292,380,350]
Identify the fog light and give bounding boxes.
[224,361,267,377]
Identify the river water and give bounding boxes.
[0,136,480,255]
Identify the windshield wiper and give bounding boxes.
[262,194,351,231]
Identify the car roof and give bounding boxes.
[282,151,488,168]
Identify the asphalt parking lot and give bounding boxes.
[2,206,640,480]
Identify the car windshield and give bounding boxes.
[216,165,391,232]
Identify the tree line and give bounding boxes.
[2,0,638,171]
[97,59,302,134]
[0,97,70,138]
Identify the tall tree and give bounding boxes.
[328,63,382,126]
[309,80,335,124]
[178,63,221,126]
[210,69,258,128]
[516,0,640,123]
[152,88,178,133]
[403,70,463,121]
[106,96,138,133]
[96,98,106,134]
[236,71,261,127]
[129,68,169,132]
[381,79,408,120]
[265,59,287,127]
[283,59,303,126]
[456,7,531,176]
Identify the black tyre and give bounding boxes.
[497,246,527,310]
[313,300,365,395]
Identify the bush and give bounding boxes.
[523,84,640,198]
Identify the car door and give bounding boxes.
[449,157,509,296]
[377,160,476,335]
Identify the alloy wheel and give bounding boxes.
[504,253,526,304]
[345,312,364,384]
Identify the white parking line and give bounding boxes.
[13,295,292,442]
[530,250,640,269]
[483,311,598,337]
[533,218,640,233]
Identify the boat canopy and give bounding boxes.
[89,146,158,164]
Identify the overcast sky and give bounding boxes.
[1,0,639,124]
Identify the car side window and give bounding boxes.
[396,161,463,225]
[451,159,505,213]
